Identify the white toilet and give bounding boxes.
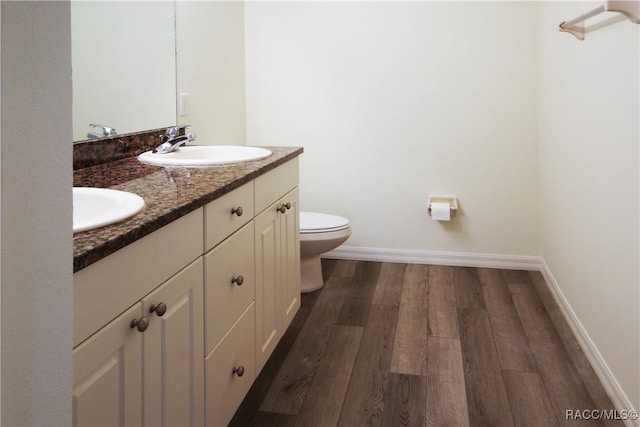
[299,211,352,292]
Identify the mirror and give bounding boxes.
[71,1,177,141]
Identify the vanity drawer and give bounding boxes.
[204,221,255,354]
[205,302,256,427]
[254,158,299,214]
[204,181,254,252]
[74,208,203,347]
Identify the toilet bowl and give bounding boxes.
[299,211,351,293]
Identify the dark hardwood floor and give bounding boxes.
[230,260,622,427]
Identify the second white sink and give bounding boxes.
[73,187,145,233]
[137,145,272,167]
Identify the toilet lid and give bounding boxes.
[300,211,350,233]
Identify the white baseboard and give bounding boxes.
[539,261,639,427]
[323,245,542,270]
[322,246,638,426]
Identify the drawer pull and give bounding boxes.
[232,275,244,286]
[277,202,291,213]
[130,317,149,332]
[277,205,286,214]
[232,365,245,377]
[149,302,167,317]
[231,206,244,217]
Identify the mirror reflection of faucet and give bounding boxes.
[87,123,117,139]
[153,125,196,154]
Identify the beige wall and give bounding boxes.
[176,1,246,145]
[1,1,73,425]
[245,1,539,257]
[537,2,640,410]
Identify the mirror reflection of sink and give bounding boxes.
[137,145,272,167]
[73,187,145,233]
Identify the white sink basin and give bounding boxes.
[137,145,272,167]
[73,187,145,233]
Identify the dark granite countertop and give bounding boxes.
[73,146,303,272]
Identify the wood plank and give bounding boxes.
[248,411,297,427]
[390,264,428,375]
[337,261,382,327]
[381,373,427,427]
[293,325,363,427]
[562,339,624,427]
[508,281,563,346]
[458,307,514,426]
[259,276,352,415]
[332,259,358,278]
[321,258,339,281]
[509,283,601,426]
[527,271,575,341]
[477,268,537,372]
[453,267,485,309]
[339,304,399,427]
[501,269,533,286]
[372,262,407,306]
[503,370,558,427]
[427,265,458,338]
[425,336,470,427]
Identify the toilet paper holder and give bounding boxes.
[427,196,458,217]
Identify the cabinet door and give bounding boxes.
[254,203,281,373]
[142,258,204,427]
[280,187,301,331]
[73,303,144,427]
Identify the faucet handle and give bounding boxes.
[89,124,117,137]
[164,125,190,139]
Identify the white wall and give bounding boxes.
[245,1,539,258]
[1,2,73,425]
[176,1,246,145]
[536,2,639,411]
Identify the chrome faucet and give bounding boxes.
[153,125,196,154]
[87,124,117,139]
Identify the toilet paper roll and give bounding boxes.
[431,202,451,221]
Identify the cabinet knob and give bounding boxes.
[232,365,245,377]
[232,275,244,286]
[278,202,292,213]
[149,302,167,317]
[231,206,243,217]
[130,316,149,332]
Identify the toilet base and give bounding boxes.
[300,255,325,293]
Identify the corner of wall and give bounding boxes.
[1,2,73,425]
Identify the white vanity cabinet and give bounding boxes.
[73,209,204,427]
[254,161,301,373]
[204,158,301,425]
[73,157,301,427]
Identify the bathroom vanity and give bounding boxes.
[72,145,302,426]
